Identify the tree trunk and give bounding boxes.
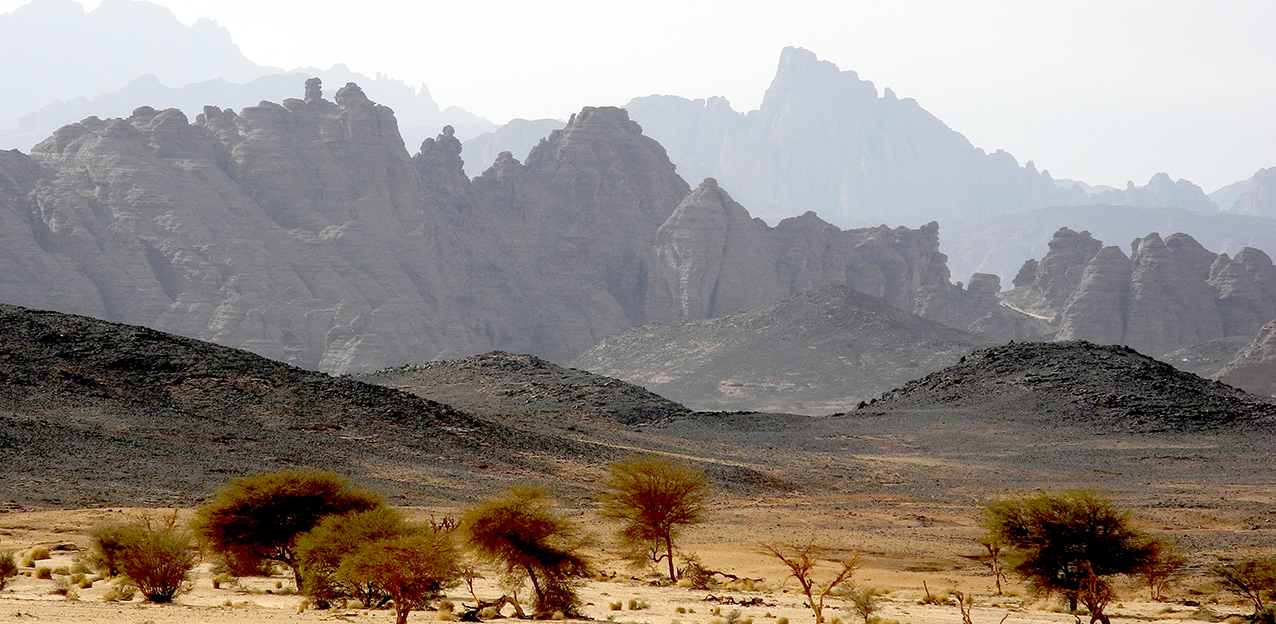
[526,566,544,605]
[665,534,677,583]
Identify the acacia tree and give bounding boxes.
[462,486,592,617]
[94,514,196,603]
[1211,558,1276,622]
[194,470,382,589]
[983,490,1156,620]
[599,456,709,583]
[296,506,415,608]
[760,542,860,624]
[337,533,462,624]
[1136,540,1187,601]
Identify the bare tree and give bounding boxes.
[760,542,860,623]
[1135,540,1187,601]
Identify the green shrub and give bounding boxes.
[295,506,412,608]
[336,533,463,624]
[0,551,17,590]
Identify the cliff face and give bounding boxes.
[1006,228,1276,356]
[0,83,964,372]
[1214,319,1276,397]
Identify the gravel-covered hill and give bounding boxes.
[357,351,693,426]
[855,340,1276,432]
[574,285,989,414]
[0,303,577,507]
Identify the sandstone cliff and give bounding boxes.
[1005,228,1276,356]
[1214,319,1276,397]
[0,82,963,372]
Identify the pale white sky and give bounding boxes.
[4,0,1274,191]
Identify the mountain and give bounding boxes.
[625,47,1084,228]
[856,341,1276,433]
[1219,167,1276,219]
[0,0,273,128]
[1214,319,1276,397]
[1,68,495,152]
[460,118,566,177]
[0,84,961,373]
[944,204,1276,283]
[356,351,692,427]
[572,285,988,414]
[1004,229,1276,357]
[1079,172,1215,212]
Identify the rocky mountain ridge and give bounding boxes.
[1005,228,1276,357]
[0,81,962,373]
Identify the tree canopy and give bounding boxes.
[193,470,382,588]
[338,532,461,624]
[599,456,709,583]
[462,486,591,616]
[984,490,1156,619]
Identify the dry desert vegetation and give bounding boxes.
[0,478,1270,624]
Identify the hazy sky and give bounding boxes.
[4,0,1273,191]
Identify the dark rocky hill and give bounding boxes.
[855,341,1276,432]
[573,285,990,414]
[357,351,692,427]
[0,303,582,508]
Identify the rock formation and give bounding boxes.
[1006,228,1276,356]
[627,47,1084,227]
[1214,319,1276,397]
[0,85,966,373]
[1083,172,1215,212]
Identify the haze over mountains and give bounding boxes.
[0,0,1273,413]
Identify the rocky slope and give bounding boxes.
[1221,167,1276,219]
[1214,319,1276,397]
[0,83,961,373]
[357,351,692,427]
[1004,228,1276,356]
[573,285,989,414]
[0,302,549,507]
[626,47,1085,228]
[855,341,1276,433]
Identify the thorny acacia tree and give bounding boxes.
[760,542,860,624]
[295,506,416,608]
[599,456,709,583]
[983,490,1156,620]
[462,486,592,617]
[1211,558,1276,622]
[194,470,382,589]
[337,533,462,624]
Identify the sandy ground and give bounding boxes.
[0,503,1259,624]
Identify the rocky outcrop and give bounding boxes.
[1007,228,1276,356]
[626,47,1084,228]
[644,179,958,324]
[1214,319,1276,397]
[0,86,966,372]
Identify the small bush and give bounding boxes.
[20,556,33,568]
[629,598,649,610]
[778,617,790,624]
[99,515,196,603]
[676,606,687,614]
[50,578,74,596]
[53,566,70,575]
[29,546,50,561]
[71,562,91,575]
[78,577,94,589]
[36,566,53,579]
[0,551,17,590]
[611,602,624,611]
[104,584,137,602]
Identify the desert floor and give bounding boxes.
[0,499,1260,624]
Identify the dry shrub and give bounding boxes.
[95,514,195,603]
[35,566,52,579]
[29,546,50,561]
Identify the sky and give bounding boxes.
[3,0,1273,192]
